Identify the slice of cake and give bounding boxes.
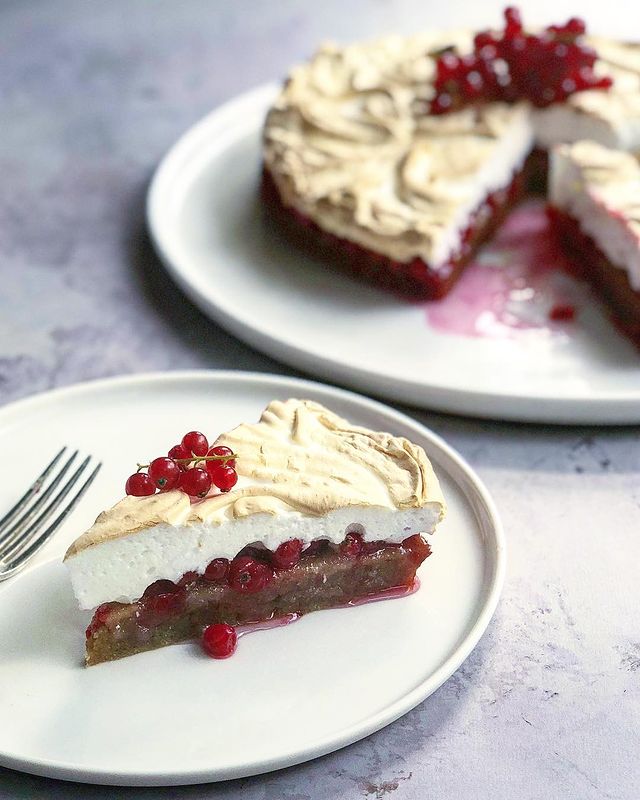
[548,140,640,345]
[65,399,446,666]
[262,8,640,300]
[262,33,535,298]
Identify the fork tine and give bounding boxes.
[0,447,67,531]
[0,450,79,549]
[1,455,90,563]
[1,463,102,578]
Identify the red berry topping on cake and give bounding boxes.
[181,431,209,457]
[127,433,237,498]
[340,532,364,558]
[430,6,612,114]
[503,6,522,37]
[272,539,303,570]
[167,443,191,470]
[209,464,238,492]
[202,623,237,659]
[148,457,181,491]
[179,467,212,498]
[228,555,274,593]
[207,445,236,468]
[204,557,230,582]
[125,472,156,497]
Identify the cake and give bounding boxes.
[262,8,640,310]
[548,140,640,345]
[64,399,446,665]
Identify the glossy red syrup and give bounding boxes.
[346,577,420,606]
[234,612,301,639]
[424,199,589,339]
[216,579,420,655]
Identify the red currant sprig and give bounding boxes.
[125,431,239,499]
[429,6,613,115]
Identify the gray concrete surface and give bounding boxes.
[0,1,638,797]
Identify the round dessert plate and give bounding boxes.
[148,84,640,424]
[0,371,504,786]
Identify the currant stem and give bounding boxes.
[136,452,238,472]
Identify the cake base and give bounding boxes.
[85,538,430,666]
[547,206,640,348]
[261,152,546,300]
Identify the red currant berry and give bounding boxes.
[578,46,597,68]
[148,457,181,491]
[554,42,569,59]
[142,579,178,598]
[402,534,432,565]
[181,431,209,457]
[436,52,461,82]
[125,472,156,497]
[178,571,199,587]
[565,17,586,36]
[340,532,363,558]
[302,540,327,558]
[210,464,238,492]
[86,602,115,638]
[168,443,191,470]
[207,445,236,469]
[228,556,274,593]
[204,557,230,582]
[504,6,523,38]
[476,43,498,63]
[179,467,212,498]
[272,539,303,570]
[462,70,483,98]
[202,623,237,659]
[141,588,185,620]
[430,92,453,114]
[474,30,497,50]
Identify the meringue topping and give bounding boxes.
[263,29,640,265]
[65,399,445,559]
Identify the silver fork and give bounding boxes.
[0,448,101,581]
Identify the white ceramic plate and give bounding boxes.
[147,84,640,424]
[0,371,503,786]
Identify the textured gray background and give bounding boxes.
[1,0,639,798]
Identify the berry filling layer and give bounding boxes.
[84,533,431,665]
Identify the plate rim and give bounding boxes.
[0,370,505,786]
[146,83,640,425]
